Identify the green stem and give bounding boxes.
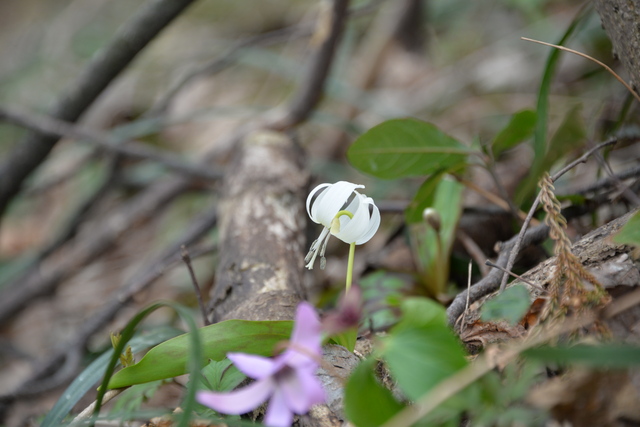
[346,242,356,292]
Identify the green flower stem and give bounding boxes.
[346,242,356,292]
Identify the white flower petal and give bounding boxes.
[306,183,330,224]
[355,198,380,244]
[310,181,363,227]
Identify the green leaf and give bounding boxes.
[393,297,448,331]
[93,302,204,427]
[380,298,468,400]
[532,10,587,166]
[491,110,537,157]
[347,118,474,179]
[110,381,163,414]
[344,358,405,427]
[199,358,246,392]
[480,284,531,325]
[108,319,292,389]
[360,271,410,330]
[407,177,464,296]
[332,328,358,352]
[516,104,587,205]
[613,211,640,246]
[405,171,445,224]
[524,343,640,368]
[41,327,182,427]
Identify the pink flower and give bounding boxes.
[196,302,325,427]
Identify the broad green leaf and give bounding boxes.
[347,118,474,179]
[613,211,640,246]
[491,110,537,157]
[344,358,405,427]
[380,298,468,400]
[480,284,531,325]
[524,343,640,368]
[108,319,292,389]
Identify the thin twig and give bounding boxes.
[71,389,124,425]
[149,0,385,117]
[591,148,640,206]
[148,26,313,117]
[446,224,550,326]
[0,107,222,181]
[521,37,640,103]
[457,230,490,277]
[465,260,472,313]
[455,175,532,223]
[498,138,618,293]
[573,163,640,195]
[181,245,211,326]
[484,260,548,293]
[0,0,197,224]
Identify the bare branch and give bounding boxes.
[271,0,351,129]
[0,0,198,223]
[0,107,222,181]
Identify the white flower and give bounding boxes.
[305,181,380,270]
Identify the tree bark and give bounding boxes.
[594,0,640,91]
[207,130,309,322]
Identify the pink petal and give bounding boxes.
[287,302,322,368]
[279,367,325,413]
[264,386,294,427]
[228,352,277,379]
[196,378,274,415]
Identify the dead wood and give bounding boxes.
[456,209,640,346]
[207,131,309,322]
[594,0,640,91]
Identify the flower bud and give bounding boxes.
[422,208,441,232]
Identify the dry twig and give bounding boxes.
[0,0,198,224]
[498,138,618,293]
[0,107,222,181]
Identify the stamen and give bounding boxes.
[304,238,319,263]
[305,228,330,270]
